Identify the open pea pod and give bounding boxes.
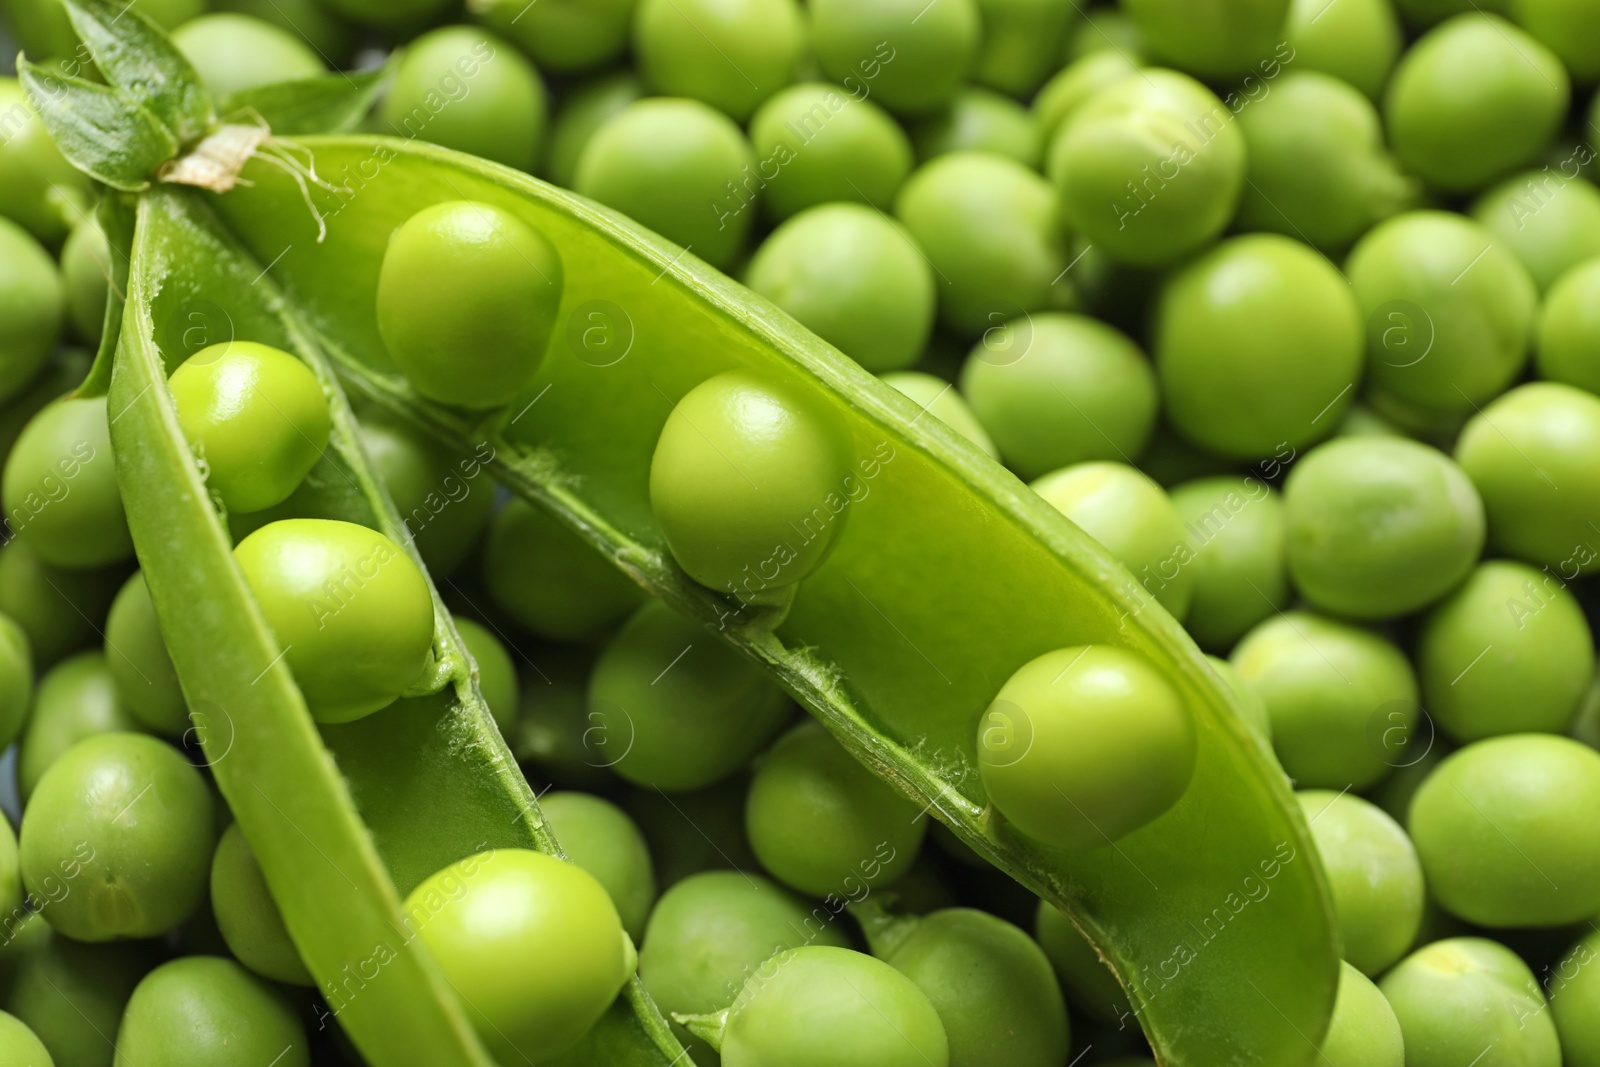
[104,184,690,1067]
[196,137,1342,1065]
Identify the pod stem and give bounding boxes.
[672,1009,729,1052]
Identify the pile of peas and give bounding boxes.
[0,0,1599,1063]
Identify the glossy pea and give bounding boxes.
[881,371,998,458]
[1,396,131,569]
[470,0,636,74]
[0,543,120,668]
[633,0,804,121]
[358,413,495,577]
[376,200,563,410]
[1297,791,1423,976]
[1472,169,1600,292]
[810,0,980,116]
[1537,257,1600,394]
[113,956,308,1067]
[1379,938,1560,1067]
[1170,476,1288,652]
[749,82,914,222]
[453,618,517,735]
[103,573,185,737]
[911,89,1042,169]
[0,217,62,408]
[1033,901,1131,1024]
[1121,0,1290,79]
[1286,0,1402,99]
[543,73,644,189]
[483,498,644,643]
[539,791,656,940]
[58,217,107,348]
[1032,50,1142,149]
[210,823,312,986]
[1,914,152,1067]
[1319,962,1404,1067]
[170,14,325,99]
[18,651,143,801]
[0,78,92,245]
[0,1011,51,1067]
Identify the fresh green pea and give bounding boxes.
[749,82,914,222]
[0,79,92,245]
[539,791,656,940]
[747,720,925,896]
[358,412,495,577]
[483,498,645,643]
[896,152,1068,334]
[103,573,184,737]
[1379,938,1559,1067]
[1319,962,1404,1067]
[588,600,792,792]
[380,27,547,173]
[1121,0,1290,79]
[969,0,1082,96]
[1231,612,1418,790]
[1284,437,1485,619]
[1472,170,1600,292]
[18,652,142,801]
[209,823,311,986]
[623,776,759,886]
[1347,211,1537,414]
[376,200,563,410]
[1032,50,1141,147]
[880,371,998,458]
[1207,655,1273,746]
[865,906,1068,1067]
[1297,791,1423,976]
[1031,463,1193,618]
[1455,383,1600,573]
[1033,901,1131,1024]
[213,0,356,62]
[404,848,635,1063]
[1170,477,1288,652]
[1286,0,1402,99]
[0,544,119,669]
[543,73,644,189]
[811,0,980,116]
[113,956,308,1067]
[1049,71,1247,266]
[1514,0,1600,82]
[650,370,853,598]
[170,14,325,99]
[470,0,637,74]
[977,644,1195,850]
[2,397,130,570]
[681,945,950,1067]
[0,218,61,408]
[959,313,1156,479]
[0,614,29,752]
[1065,9,1145,61]
[911,89,1042,169]
[633,0,803,121]
[1409,734,1600,927]
[233,519,435,723]
[452,618,517,735]
[0,817,17,926]
[746,204,934,373]
[1552,928,1600,1066]
[1537,257,1600,394]
[2,914,152,1067]
[1236,73,1415,251]
[0,1010,51,1067]
[58,217,107,349]
[1385,14,1568,192]
[1418,560,1593,741]
[21,733,213,942]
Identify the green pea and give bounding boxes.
[1409,734,1600,927]
[1050,71,1246,266]
[589,600,792,792]
[0,543,120,669]
[543,73,644,189]
[376,200,563,410]
[977,645,1194,851]
[1336,402,1406,439]
[209,823,311,986]
[1552,928,1600,1065]
[896,153,1069,334]
[0,1010,51,1067]
[1032,463,1192,619]
[623,776,760,886]
[58,217,107,349]
[0,817,17,926]
[640,869,852,1063]
[1297,791,1423,976]
[1319,962,1404,1067]
[684,945,949,1067]
[1031,50,1141,148]
[1286,0,1402,99]
[170,14,325,99]
[1169,476,1287,651]
[470,0,636,75]
[234,519,435,723]
[380,27,547,172]
[749,82,914,222]
[1419,560,1593,741]
[1033,901,1131,1024]
[0,79,92,245]
[1385,14,1568,193]
[577,98,756,270]
[213,0,357,62]
[2,397,131,570]
[1207,655,1273,746]
[452,618,517,735]
[880,371,998,459]
[634,0,804,121]
[2,914,152,1067]
[1065,9,1145,61]
[911,89,1042,169]
[21,733,213,942]
[1231,612,1418,790]
[1379,938,1559,1067]
[1514,0,1600,82]
[483,498,644,643]
[317,0,451,29]
[1471,170,1600,292]
[403,848,635,1063]
[1121,0,1290,79]
[867,907,1068,1067]
[540,790,656,940]
[969,0,1083,97]
[959,313,1156,479]
[114,956,307,1067]
[1236,73,1415,251]
[746,204,934,373]
[0,614,29,752]
[810,0,980,116]
[0,219,61,408]
[103,573,184,738]
[358,412,495,577]
[747,721,925,896]
[1347,211,1537,414]
[1455,383,1600,573]
[18,651,142,801]
[1536,256,1600,394]
[650,371,853,597]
